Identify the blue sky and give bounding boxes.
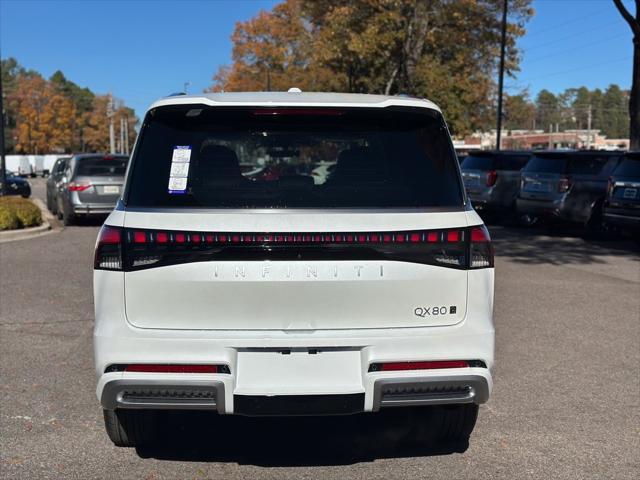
[0,0,634,118]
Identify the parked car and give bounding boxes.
[56,153,128,226]
[604,151,640,236]
[46,157,70,214]
[516,150,624,235]
[93,91,495,448]
[461,150,531,215]
[0,171,31,198]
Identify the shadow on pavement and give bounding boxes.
[136,409,467,466]
[487,224,639,266]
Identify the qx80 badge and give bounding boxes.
[414,306,457,317]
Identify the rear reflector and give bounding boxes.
[372,360,469,372]
[124,364,222,374]
[94,226,493,272]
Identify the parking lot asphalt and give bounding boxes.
[1,179,638,479]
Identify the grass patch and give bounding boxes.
[0,197,43,231]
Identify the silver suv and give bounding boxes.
[57,154,128,225]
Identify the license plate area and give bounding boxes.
[101,185,120,195]
[623,188,638,199]
[235,349,364,396]
[234,393,365,416]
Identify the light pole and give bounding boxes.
[183,82,191,95]
[495,0,508,151]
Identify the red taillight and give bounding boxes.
[124,364,221,374]
[133,231,147,243]
[470,225,493,268]
[558,176,572,193]
[376,360,469,371]
[94,225,123,270]
[486,170,498,187]
[68,182,91,192]
[471,226,490,243]
[94,227,494,272]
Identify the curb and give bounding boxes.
[0,222,52,243]
[0,198,55,243]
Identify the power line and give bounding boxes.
[524,32,629,64]
[524,6,613,38]
[525,56,632,81]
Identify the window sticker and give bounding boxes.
[168,146,191,194]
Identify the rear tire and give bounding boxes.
[516,213,538,228]
[62,205,75,226]
[103,409,157,448]
[433,403,479,442]
[584,201,610,240]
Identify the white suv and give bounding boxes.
[93,92,494,448]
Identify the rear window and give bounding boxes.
[613,158,640,177]
[566,155,610,175]
[499,155,530,170]
[75,157,128,177]
[523,156,566,174]
[125,106,463,209]
[461,156,494,171]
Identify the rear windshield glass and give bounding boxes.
[523,156,566,174]
[613,158,640,177]
[125,106,463,208]
[462,154,529,171]
[461,156,494,170]
[75,157,128,177]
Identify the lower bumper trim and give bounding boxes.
[101,379,225,412]
[372,374,490,410]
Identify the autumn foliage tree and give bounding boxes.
[210,0,534,134]
[2,57,137,154]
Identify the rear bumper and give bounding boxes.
[468,193,508,211]
[98,368,492,415]
[604,208,640,229]
[516,197,566,218]
[71,203,115,216]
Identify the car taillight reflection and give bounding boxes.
[558,176,572,193]
[486,170,498,187]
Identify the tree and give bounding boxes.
[503,93,536,130]
[210,0,534,135]
[535,89,560,131]
[602,84,630,138]
[613,0,639,149]
[7,74,76,154]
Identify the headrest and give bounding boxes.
[198,145,241,177]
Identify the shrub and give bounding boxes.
[0,197,43,230]
[0,202,20,230]
[13,199,42,228]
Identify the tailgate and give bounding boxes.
[123,210,469,330]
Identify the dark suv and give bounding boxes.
[57,154,128,225]
[461,151,531,213]
[517,151,624,233]
[604,152,640,235]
